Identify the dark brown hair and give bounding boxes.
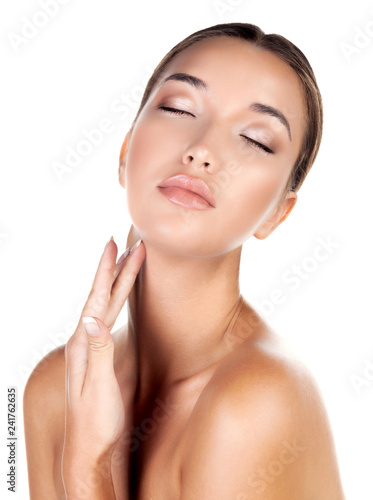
[131,23,323,195]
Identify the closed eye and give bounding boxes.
[158,107,273,154]
[158,106,195,117]
[240,134,273,155]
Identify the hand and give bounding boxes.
[62,236,145,482]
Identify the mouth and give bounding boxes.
[157,174,216,210]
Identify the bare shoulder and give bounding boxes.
[22,325,127,499]
[179,314,345,499]
[23,343,66,499]
[23,343,66,434]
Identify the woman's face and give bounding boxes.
[119,36,305,257]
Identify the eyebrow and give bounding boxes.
[158,72,208,91]
[158,72,292,140]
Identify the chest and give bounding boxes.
[53,413,184,500]
[128,394,193,500]
[126,369,217,499]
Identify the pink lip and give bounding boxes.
[157,174,216,208]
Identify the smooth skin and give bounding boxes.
[23,36,345,499]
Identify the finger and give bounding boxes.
[81,238,118,321]
[112,246,130,282]
[65,334,89,403]
[82,316,116,384]
[66,238,118,403]
[104,241,145,329]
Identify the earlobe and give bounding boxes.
[254,191,298,240]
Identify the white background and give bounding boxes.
[1,0,372,498]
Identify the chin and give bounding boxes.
[126,188,253,258]
[131,219,244,260]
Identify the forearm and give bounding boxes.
[63,453,116,500]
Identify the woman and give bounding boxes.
[23,22,345,499]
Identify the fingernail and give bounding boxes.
[129,238,142,255]
[105,236,114,248]
[82,316,101,336]
[117,247,130,265]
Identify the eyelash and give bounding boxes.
[158,106,195,117]
[158,106,273,155]
[239,135,273,155]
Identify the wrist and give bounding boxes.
[63,448,113,475]
[63,435,115,465]
[63,454,115,500]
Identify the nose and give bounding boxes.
[181,127,219,174]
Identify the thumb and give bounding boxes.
[82,316,115,382]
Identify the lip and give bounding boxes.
[157,174,216,208]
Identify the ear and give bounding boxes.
[118,130,132,189]
[254,191,297,240]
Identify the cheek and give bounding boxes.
[212,166,287,243]
[126,121,160,177]
[125,116,188,187]
[125,122,162,204]
[124,126,151,226]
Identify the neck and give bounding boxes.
[125,227,243,402]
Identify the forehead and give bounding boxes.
[158,36,305,141]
